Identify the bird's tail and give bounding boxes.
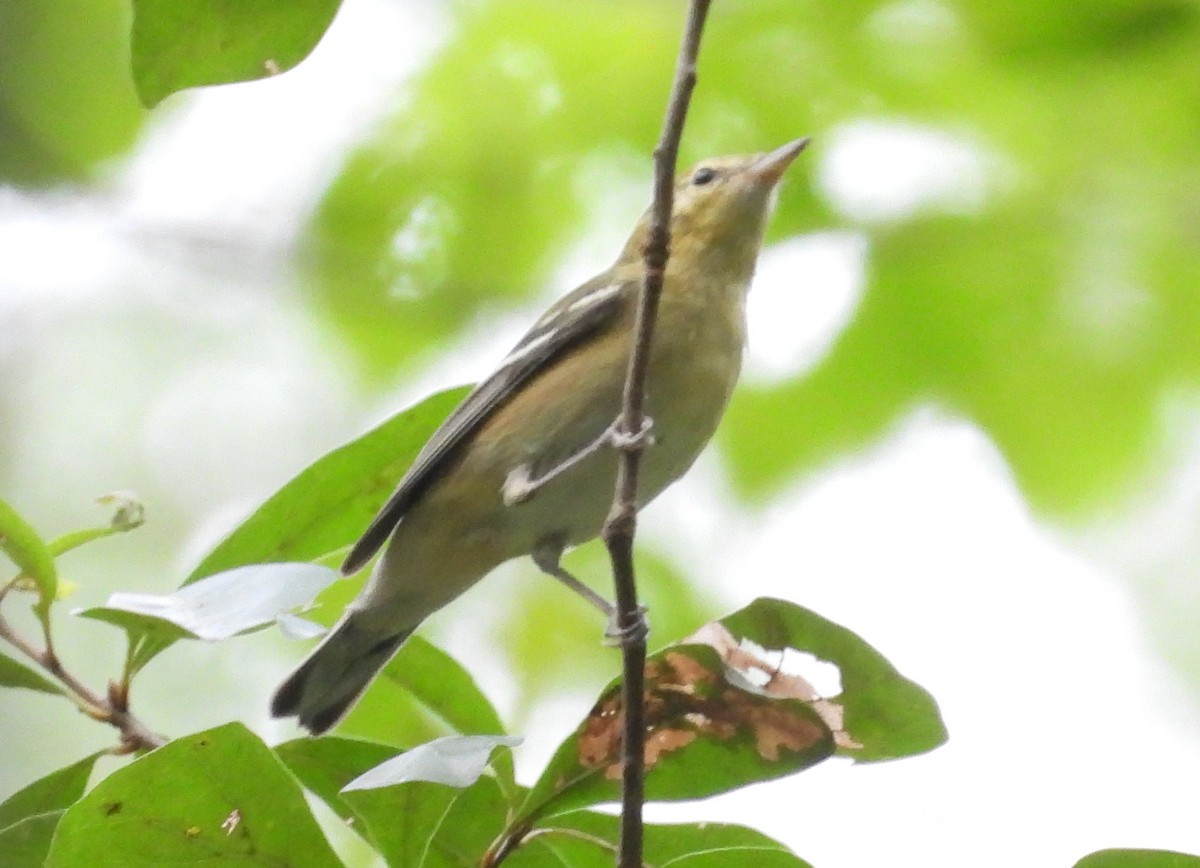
[271,614,412,735]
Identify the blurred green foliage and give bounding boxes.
[303,0,1200,517]
[14,0,1196,536]
[305,0,826,382]
[0,0,145,182]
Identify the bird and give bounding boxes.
[271,137,810,734]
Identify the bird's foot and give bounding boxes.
[603,605,650,648]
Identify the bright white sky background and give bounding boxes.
[2,2,1199,866]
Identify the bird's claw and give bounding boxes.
[609,416,655,451]
[603,605,650,648]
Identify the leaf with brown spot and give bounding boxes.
[581,648,833,779]
[719,598,946,762]
[513,597,944,830]
[520,643,836,826]
[689,621,863,750]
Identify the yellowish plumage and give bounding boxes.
[272,139,808,734]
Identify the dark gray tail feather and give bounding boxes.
[271,616,413,735]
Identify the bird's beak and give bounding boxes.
[750,137,810,185]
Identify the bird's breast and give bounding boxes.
[396,278,747,563]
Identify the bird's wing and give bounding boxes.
[341,273,634,574]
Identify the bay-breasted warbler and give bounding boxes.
[272,137,809,734]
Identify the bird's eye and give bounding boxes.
[692,167,717,186]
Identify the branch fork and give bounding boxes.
[0,580,165,753]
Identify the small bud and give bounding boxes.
[96,491,146,531]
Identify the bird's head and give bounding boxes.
[620,137,809,273]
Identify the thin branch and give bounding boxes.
[0,582,166,753]
[600,2,712,866]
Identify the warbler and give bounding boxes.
[272,137,809,734]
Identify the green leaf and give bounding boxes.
[0,753,99,868]
[0,0,146,184]
[341,634,508,736]
[341,774,509,868]
[1073,850,1200,868]
[46,723,340,867]
[0,752,99,867]
[0,496,57,619]
[130,0,342,107]
[518,643,836,826]
[73,607,192,664]
[506,810,813,867]
[343,735,521,791]
[0,653,62,696]
[517,597,944,828]
[0,812,65,868]
[281,736,514,864]
[74,563,340,680]
[185,386,468,585]
[274,736,400,843]
[76,562,339,641]
[124,633,178,679]
[720,597,947,762]
[333,635,518,797]
[277,731,516,865]
[0,752,100,830]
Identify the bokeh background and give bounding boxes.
[3,0,1200,865]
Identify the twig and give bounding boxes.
[0,582,166,753]
[600,2,712,866]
